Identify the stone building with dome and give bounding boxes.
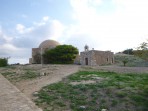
[29,40,60,64]
[29,40,114,66]
[80,45,114,66]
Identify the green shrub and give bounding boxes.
[0,58,8,67]
[43,45,78,64]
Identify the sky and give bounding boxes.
[0,0,148,64]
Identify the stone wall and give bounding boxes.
[32,48,41,64]
[80,50,114,66]
[94,51,114,65]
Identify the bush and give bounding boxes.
[43,45,78,64]
[122,57,128,66]
[0,58,8,67]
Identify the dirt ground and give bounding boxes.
[0,65,148,100]
[14,65,79,99]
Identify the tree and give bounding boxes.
[122,57,128,66]
[137,41,148,50]
[43,45,79,64]
[0,58,8,67]
[134,40,148,61]
[122,49,133,55]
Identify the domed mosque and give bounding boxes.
[29,40,60,64]
[29,39,114,66]
[39,40,60,49]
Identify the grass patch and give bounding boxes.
[1,69,40,82]
[34,71,148,111]
[114,54,148,67]
[22,70,39,79]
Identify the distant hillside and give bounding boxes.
[114,53,148,67]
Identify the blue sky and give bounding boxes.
[0,0,148,64]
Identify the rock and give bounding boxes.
[40,72,46,76]
[79,106,86,109]
[32,91,38,96]
[47,106,53,110]
[101,109,107,111]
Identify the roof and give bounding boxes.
[39,40,60,49]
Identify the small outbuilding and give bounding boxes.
[80,45,114,66]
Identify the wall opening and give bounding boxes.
[85,58,88,65]
[107,58,108,62]
[112,58,114,63]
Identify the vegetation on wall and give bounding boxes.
[0,58,8,67]
[43,45,78,64]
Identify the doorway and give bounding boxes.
[85,58,88,65]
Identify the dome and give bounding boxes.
[39,40,60,49]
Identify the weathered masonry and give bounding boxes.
[29,40,60,64]
[80,45,114,66]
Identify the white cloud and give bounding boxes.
[14,16,65,47]
[0,43,23,58]
[50,20,65,40]
[0,43,19,51]
[0,17,65,64]
[0,43,30,64]
[68,0,148,52]
[34,16,50,26]
[0,27,13,43]
[16,24,25,33]
[43,16,49,22]
[1,1,148,64]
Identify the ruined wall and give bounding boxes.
[31,48,52,64]
[29,58,32,64]
[32,48,41,64]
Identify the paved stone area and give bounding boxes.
[0,74,42,111]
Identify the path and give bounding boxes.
[0,74,42,111]
[15,65,79,98]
